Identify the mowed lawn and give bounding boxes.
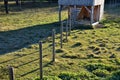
[0,2,120,80]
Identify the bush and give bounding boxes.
[77,72,96,80]
[58,72,97,80]
[108,70,120,80]
[85,63,118,72]
[115,59,120,65]
[58,72,79,80]
[92,69,109,77]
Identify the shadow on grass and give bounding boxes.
[0,22,59,55]
[0,51,38,64]
[20,60,53,77]
[16,58,39,68]
[0,20,94,55]
[72,25,93,30]
[43,60,54,67]
[0,21,94,78]
[20,68,40,77]
[16,55,47,68]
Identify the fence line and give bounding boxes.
[7,27,70,79]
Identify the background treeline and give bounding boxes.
[2,0,120,3]
[2,0,58,2]
[105,0,120,4]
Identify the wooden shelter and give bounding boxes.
[58,0,105,26]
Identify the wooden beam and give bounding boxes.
[96,5,100,21]
[90,6,94,24]
[59,5,62,24]
[84,6,91,13]
[92,22,99,26]
[77,6,90,20]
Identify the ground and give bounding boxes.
[0,2,120,80]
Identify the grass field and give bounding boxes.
[0,2,120,80]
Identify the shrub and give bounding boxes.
[58,72,97,80]
[115,58,120,65]
[116,47,120,51]
[58,72,79,80]
[85,63,118,72]
[92,69,109,77]
[77,71,96,79]
[108,70,120,80]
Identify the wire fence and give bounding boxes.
[7,28,58,80]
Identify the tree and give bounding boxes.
[15,0,19,5]
[4,0,8,14]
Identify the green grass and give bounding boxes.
[0,2,120,80]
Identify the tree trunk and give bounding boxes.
[15,0,19,5]
[4,0,8,14]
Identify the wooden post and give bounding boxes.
[66,20,68,41]
[97,5,100,21]
[73,5,77,26]
[60,22,63,48]
[68,7,72,36]
[91,6,94,24]
[59,5,63,48]
[9,66,14,80]
[52,29,55,62]
[4,0,9,14]
[59,5,62,25]
[39,41,43,80]
[69,7,72,35]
